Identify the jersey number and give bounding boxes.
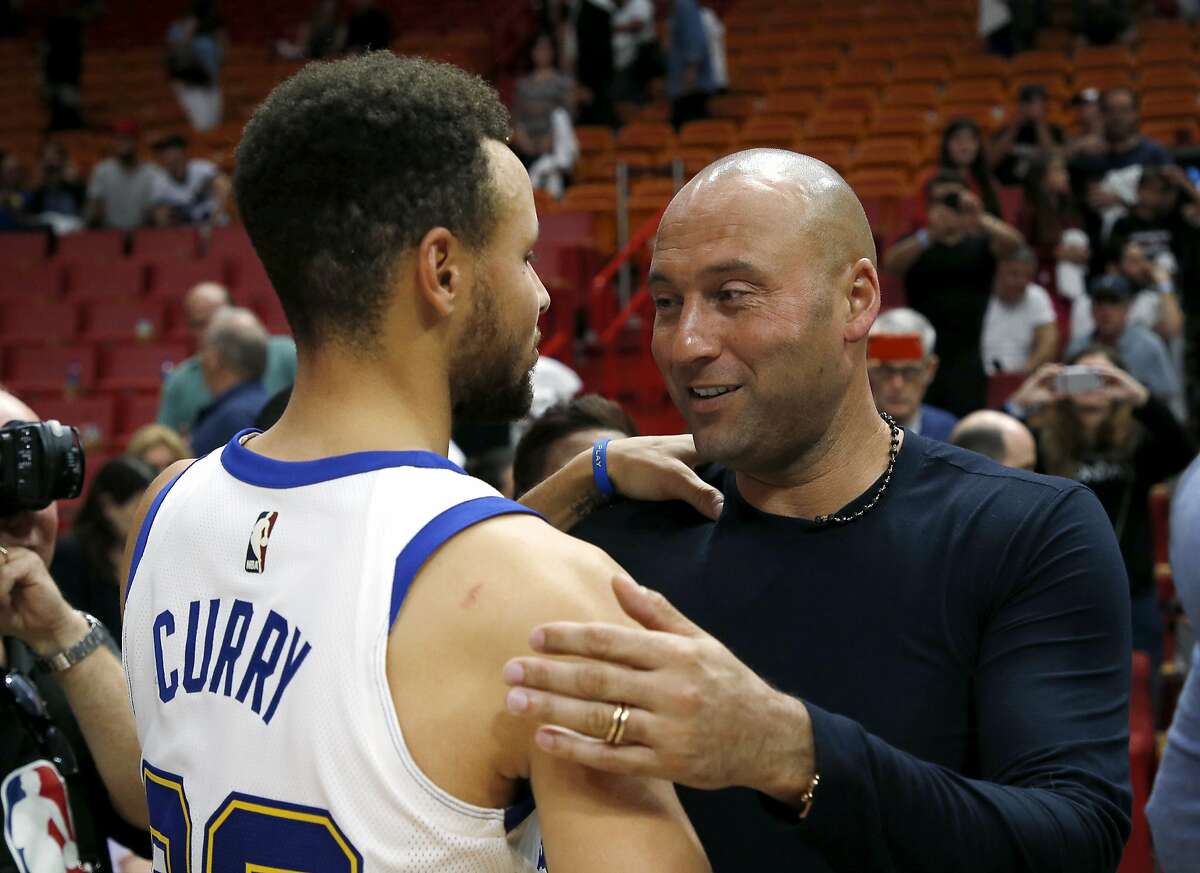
[143,762,362,873]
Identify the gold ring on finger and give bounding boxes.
[605,703,630,746]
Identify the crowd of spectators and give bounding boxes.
[0,122,231,234]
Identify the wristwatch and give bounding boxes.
[36,612,115,674]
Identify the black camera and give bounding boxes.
[0,420,85,516]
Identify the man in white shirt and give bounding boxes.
[611,0,656,103]
[85,120,161,231]
[981,245,1058,375]
[149,134,230,226]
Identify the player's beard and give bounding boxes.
[450,276,538,424]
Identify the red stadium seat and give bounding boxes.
[0,300,79,345]
[205,225,257,261]
[132,226,200,259]
[117,390,161,435]
[0,231,49,264]
[34,393,118,448]
[0,263,65,299]
[66,259,147,300]
[54,230,126,262]
[5,345,97,393]
[144,256,228,298]
[99,342,190,391]
[83,299,166,343]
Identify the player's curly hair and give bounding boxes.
[233,53,511,348]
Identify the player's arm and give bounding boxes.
[390,514,709,872]
[518,434,723,530]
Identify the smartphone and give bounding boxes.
[1056,366,1104,395]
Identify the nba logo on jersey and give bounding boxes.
[244,511,279,574]
[2,760,84,873]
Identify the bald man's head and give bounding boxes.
[647,149,883,475]
[666,149,877,277]
[951,410,1038,471]
[185,282,232,343]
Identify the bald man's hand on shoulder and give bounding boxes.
[387,513,709,872]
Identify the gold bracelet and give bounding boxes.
[797,772,821,820]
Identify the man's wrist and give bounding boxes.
[26,609,91,658]
[755,691,818,807]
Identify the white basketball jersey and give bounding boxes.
[123,432,546,873]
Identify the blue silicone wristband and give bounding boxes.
[592,438,616,499]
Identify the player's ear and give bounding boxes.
[415,226,464,318]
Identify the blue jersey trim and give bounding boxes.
[504,780,536,833]
[390,497,541,627]
[221,429,466,488]
[125,461,196,602]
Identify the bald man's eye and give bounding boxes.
[717,288,748,304]
[652,295,679,311]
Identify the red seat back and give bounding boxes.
[0,301,80,345]
[83,299,166,343]
[4,345,97,393]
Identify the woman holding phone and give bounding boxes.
[1009,347,1195,668]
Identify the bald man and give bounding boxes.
[950,409,1038,470]
[189,306,271,456]
[503,150,1132,871]
[156,282,298,433]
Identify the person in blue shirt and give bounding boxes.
[501,149,1131,872]
[189,307,270,456]
[866,307,958,442]
[667,0,714,129]
[1065,274,1183,417]
[1146,453,1200,872]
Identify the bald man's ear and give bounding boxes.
[843,258,880,344]
[415,226,465,319]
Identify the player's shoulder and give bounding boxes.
[421,511,630,630]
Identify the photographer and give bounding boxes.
[883,169,1024,416]
[1009,349,1195,670]
[0,391,149,873]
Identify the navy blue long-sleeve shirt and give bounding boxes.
[573,431,1132,872]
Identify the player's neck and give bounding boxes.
[735,383,900,519]
[249,349,453,461]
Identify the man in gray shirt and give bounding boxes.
[1066,274,1182,416]
[85,119,161,231]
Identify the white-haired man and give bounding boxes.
[867,307,958,442]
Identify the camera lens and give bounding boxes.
[0,420,85,515]
[46,420,85,504]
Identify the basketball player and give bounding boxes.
[120,55,708,872]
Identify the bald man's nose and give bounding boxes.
[669,300,721,364]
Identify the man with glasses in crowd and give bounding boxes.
[866,307,958,442]
[0,390,149,872]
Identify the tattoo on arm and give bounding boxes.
[568,491,606,526]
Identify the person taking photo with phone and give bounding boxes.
[1066,273,1183,418]
[1008,346,1195,673]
